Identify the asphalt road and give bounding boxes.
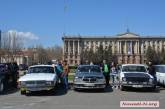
[0,86,165,109]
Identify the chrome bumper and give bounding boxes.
[74,83,106,89]
[121,82,155,88]
[20,85,54,91]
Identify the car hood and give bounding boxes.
[19,73,56,81]
[123,72,151,78]
[75,72,104,78]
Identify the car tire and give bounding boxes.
[73,88,79,91]
[120,85,126,91]
[25,91,31,96]
[0,81,5,93]
[150,85,156,91]
[20,90,26,95]
[50,86,56,94]
[99,88,105,92]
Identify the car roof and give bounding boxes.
[154,65,165,66]
[122,64,145,67]
[29,65,53,68]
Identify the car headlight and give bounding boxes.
[122,77,126,81]
[97,79,105,82]
[149,78,153,83]
[97,77,105,82]
[74,77,82,82]
[20,81,26,86]
[46,81,53,85]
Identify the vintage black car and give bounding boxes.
[73,65,106,90]
[0,63,19,93]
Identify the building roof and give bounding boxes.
[62,31,165,39]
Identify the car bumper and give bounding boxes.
[121,82,155,88]
[20,86,54,92]
[74,83,106,89]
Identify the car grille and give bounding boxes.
[25,81,46,86]
[126,77,149,82]
[83,77,97,83]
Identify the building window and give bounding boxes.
[75,60,77,64]
[105,41,107,45]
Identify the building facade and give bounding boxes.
[62,31,165,65]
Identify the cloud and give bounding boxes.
[8,30,39,40]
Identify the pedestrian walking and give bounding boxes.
[101,60,110,86]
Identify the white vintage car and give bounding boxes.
[119,64,156,91]
[154,65,165,86]
[18,65,58,95]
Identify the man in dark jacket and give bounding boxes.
[148,61,157,84]
[101,60,110,86]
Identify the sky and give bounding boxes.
[0,0,165,47]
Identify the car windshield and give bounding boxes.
[155,66,165,73]
[78,66,101,73]
[28,66,55,73]
[122,65,146,72]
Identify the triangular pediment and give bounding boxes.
[117,32,139,38]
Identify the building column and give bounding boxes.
[160,40,162,52]
[141,42,144,54]
[68,40,70,55]
[137,41,139,54]
[73,40,75,55]
[63,41,66,60]
[130,41,132,55]
[78,40,80,55]
[125,41,127,54]
[118,41,120,54]
[119,41,121,54]
[112,41,114,54]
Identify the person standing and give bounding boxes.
[62,60,70,90]
[110,62,117,85]
[55,60,63,85]
[148,61,157,84]
[101,60,110,86]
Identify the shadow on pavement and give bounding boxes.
[0,88,19,95]
[121,86,161,93]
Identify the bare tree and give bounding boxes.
[1,31,23,62]
[47,45,63,60]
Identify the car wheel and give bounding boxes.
[0,81,5,93]
[25,91,31,96]
[120,85,126,91]
[20,90,26,95]
[98,88,105,92]
[150,85,156,91]
[50,86,56,94]
[73,88,79,91]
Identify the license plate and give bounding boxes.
[84,84,95,87]
[132,85,143,88]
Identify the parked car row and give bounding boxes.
[1,63,165,95]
